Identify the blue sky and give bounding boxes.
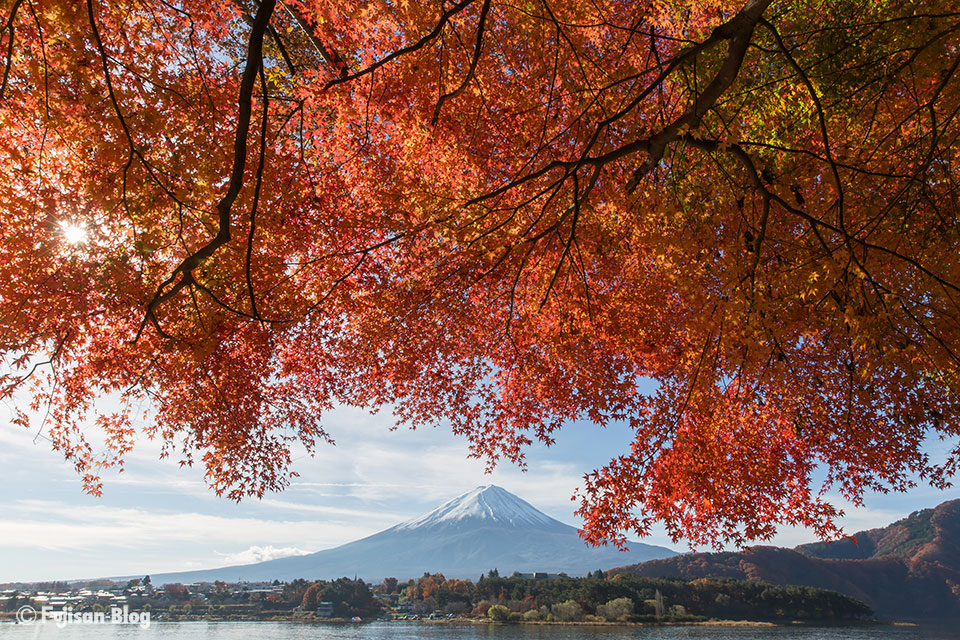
[0,400,956,583]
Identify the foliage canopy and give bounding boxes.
[2,0,960,546]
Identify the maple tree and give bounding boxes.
[1,0,959,549]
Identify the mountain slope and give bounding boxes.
[146,485,677,584]
[796,506,939,560]
[611,499,960,621]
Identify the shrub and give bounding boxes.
[522,609,542,621]
[552,600,583,622]
[474,600,492,617]
[488,604,510,621]
[597,597,634,621]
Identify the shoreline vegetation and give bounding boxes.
[0,610,899,627]
[0,571,876,627]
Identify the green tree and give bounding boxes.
[319,577,379,618]
[283,578,311,605]
[488,604,510,621]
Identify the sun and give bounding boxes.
[59,221,87,245]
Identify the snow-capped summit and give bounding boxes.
[394,485,561,530]
[141,485,678,584]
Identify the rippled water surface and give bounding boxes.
[0,620,955,639]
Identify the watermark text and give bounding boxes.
[16,604,150,628]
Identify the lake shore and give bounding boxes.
[19,612,887,627]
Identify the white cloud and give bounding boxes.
[253,496,409,522]
[218,545,311,565]
[0,501,376,554]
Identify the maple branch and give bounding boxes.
[246,59,270,325]
[7,330,70,386]
[137,0,277,341]
[0,0,23,101]
[432,0,492,124]
[232,1,298,76]
[667,328,715,441]
[626,0,773,192]
[465,137,651,206]
[267,23,297,76]
[302,234,406,315]
[24,2,49,120]
[279,2,347,75]
[759,18,853,261]
[685,135,960,313]
[457,0,774,262]
[539,169,585,309]
[88,0,197,233]
[323,0,476,91]
[87,0,141,220]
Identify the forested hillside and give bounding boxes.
[613,500,960,621]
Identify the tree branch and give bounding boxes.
[626,0,774,192]
[136,0,277,341]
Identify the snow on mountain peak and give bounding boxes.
[395,485,564,530]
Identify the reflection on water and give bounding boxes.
[0,620,955,640]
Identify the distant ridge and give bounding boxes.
[610,499,960,621]
[144,485,678,584]
[796,507,938,561]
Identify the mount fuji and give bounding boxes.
[145,485,678,584]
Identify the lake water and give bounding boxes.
[0,621,956,639]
